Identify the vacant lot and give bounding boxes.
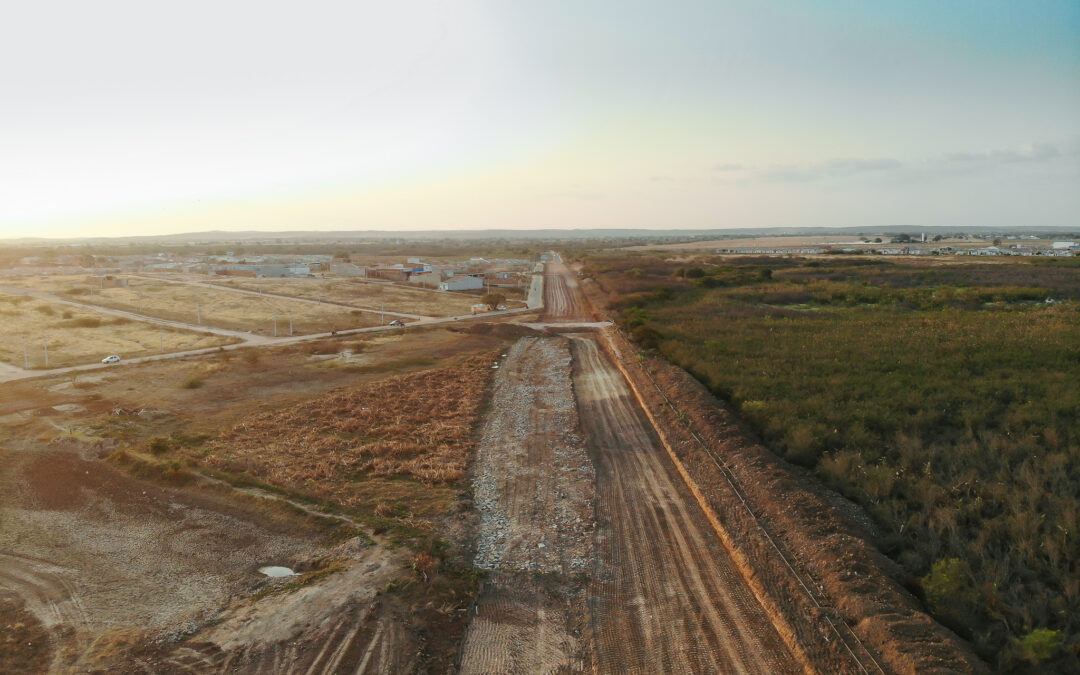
[7,275,383,335]
[201,352,498,516]
[208,275,480,317]
[0,292,234,368]
[585,253,1080,671]
[0,325,508,671]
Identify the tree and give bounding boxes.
[482,292,506,310]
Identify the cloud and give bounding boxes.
[944,141,1080,167]
[760,157,902,182]
[712,163,744,172]
[753,139,1079,184]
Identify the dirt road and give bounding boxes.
[542,262,589,322]
[572,336,799,673]
[463,262,804,673]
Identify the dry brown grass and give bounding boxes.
[0,292,235,368]
[201,353,497,511]
[5,274,382,335]
[207,276,478,317]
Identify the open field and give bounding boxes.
[623,235,988,251]
[199,275,481,317]
[584,252,1080,671]
[5,275,385,335]
[201,352,497,515]
[0,292,235,368]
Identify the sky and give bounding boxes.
[1,1,1078,239]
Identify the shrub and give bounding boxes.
[1013,628,1063,665]
[181,377,204,389]
[147,437,174,455]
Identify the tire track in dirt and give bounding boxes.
[0,552,92,667]
[571,336,803,674]
[543,263,589,322]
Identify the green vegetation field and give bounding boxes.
[584,254,1080,672]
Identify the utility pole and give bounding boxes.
[42,337,49,368]
[273,315,278,337]
[23,341,29,369]
[159,329,164,353]
[197,301,201,325]
[289,316,293,336]
[381,304,385,325]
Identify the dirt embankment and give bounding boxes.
[579,274,986,674]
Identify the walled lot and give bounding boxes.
[207,275,480,317]
[8,274,383,335]
[0,292,235,368]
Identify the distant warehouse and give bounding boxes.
[211,263,314,277]
[439,275,484,291]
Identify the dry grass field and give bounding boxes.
[201,352,497,516]
[0,325,509,671]
[7,275,384,335]
[206,275,480,317]
[0,292,235,368]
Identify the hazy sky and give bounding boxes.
[2,1,1078,238]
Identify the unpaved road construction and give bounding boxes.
[460,265,803,673]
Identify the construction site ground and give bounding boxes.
[0,254,981,674]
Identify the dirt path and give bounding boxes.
[463,261,805,673]
[571,336,800,673]
[542,262,589,322]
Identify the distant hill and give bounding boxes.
[4,225,1078,246]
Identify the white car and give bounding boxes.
[101,355,121,364]
[389,319,404,326]
[496,305,508,311]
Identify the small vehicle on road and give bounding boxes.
[389,319,405,327]
[496,305,508,311]
[101,355,121,364]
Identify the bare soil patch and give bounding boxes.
[0,591,51,675]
